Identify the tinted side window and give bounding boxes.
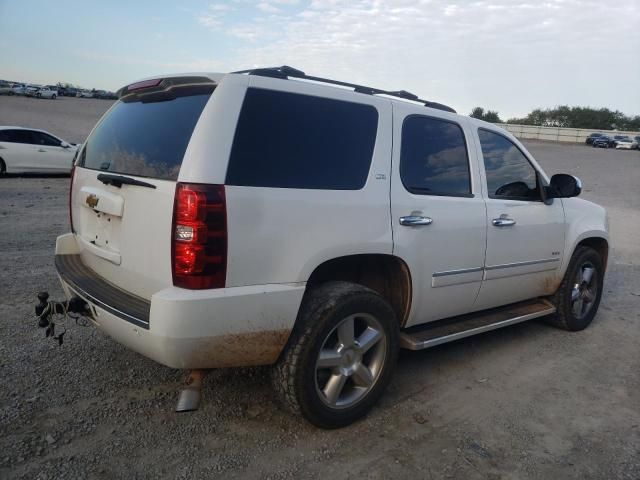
[478,129,540,201]
[400,116,471,196]
[226,89,378,190]
[1,130,33,144]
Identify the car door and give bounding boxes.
[473,127,565,311]
[391,107,487,327]
[29,131,72,172]
[0,129,36,173]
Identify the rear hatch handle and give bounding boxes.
[97,173,156,189]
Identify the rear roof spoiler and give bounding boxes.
[117,76,216,101]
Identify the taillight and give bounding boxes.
[69,165,76,233]
[171,183,227,289]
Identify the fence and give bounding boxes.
[496,124,640,143]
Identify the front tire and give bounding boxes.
[52,94,56,99]
[547,246,604,331]
[273,282,398,428]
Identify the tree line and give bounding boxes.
[469,106,640,131]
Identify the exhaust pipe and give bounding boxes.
[176,370,207,412]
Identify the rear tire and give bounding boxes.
[272,281,398,428]
[52,94,56,100]
[547,246,604,331]
[0,158,5,176]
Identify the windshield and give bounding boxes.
[79,87,212,180]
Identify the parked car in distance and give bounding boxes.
[611,135,631,147]
[593,135,612,148]
[64,87,78,97]
[0,81,12,95]
[585,132,603,145]
[94,90,118,100]
[615,138,637,149]
[35,86,58,99]
[11,84,27,95]
[49,67,609,428]
[24,85,41,97]
[0,126,77,174]
[633,136,640,149]
[77,90,94,98]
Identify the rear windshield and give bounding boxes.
[80,89,212,180]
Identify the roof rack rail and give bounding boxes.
[232,65,456,114]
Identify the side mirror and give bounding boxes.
[60,141,70,148]
[548,174,581,198]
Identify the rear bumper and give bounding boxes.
[55,233,306,369]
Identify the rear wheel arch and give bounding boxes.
[304,254,412,328]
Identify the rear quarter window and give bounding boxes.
[225,88,379,190]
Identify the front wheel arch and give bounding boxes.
[575,237,609,272]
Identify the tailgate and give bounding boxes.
[70,77,215,300]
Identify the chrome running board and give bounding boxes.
[399,299,556,350]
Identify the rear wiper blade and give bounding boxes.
[97,173,156,189]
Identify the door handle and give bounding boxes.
[492,216,516,227]
[399,215,433,227]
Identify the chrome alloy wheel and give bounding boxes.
[571,261,599,320]
[314,313,387,409]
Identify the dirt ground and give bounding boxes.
[0,96,639,479]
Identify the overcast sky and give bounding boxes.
[1,0,638,118]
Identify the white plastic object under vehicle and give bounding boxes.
[51,66,609,428]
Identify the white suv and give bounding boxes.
[35,86,58,99]
[52,67,609,428]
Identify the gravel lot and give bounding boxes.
[1,97,639,479]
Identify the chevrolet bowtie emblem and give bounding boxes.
[86,194,99,209]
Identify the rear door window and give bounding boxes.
[400,115,472,196]
[226,88,379,190]
[0,130,33,144]
[80,89,212,180]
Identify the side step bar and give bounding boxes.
[399,299,556,350]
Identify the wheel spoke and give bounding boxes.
[356,327,382,354]
[581,267,595,285]
[323,373,347,406]
[337,317,355,347]
[572,298,584,317]
[582,288,596,304]
[317,349,342,369]
[352,363,373,387]
[571,286,581,301]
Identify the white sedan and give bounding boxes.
[615,138,637,150]
[0,127,78,174]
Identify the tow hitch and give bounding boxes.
[34,291,93,344]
